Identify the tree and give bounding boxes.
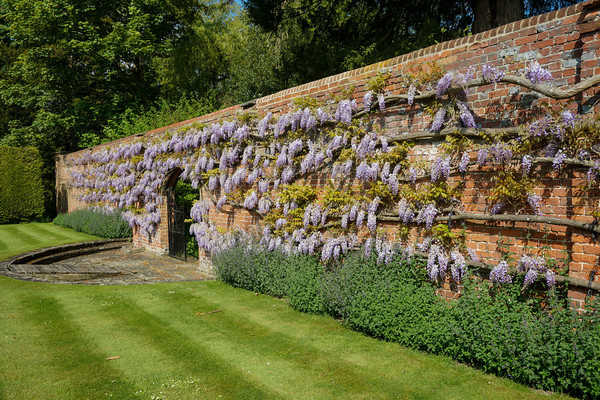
[469,0,578,33]
[242,0,580,84]
[243,0,474,85]
[0,0,203,151]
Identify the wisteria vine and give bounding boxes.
[69,60,600,291]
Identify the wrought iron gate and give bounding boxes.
[167,190,187,261]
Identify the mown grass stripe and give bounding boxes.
[26,223,74,241]
[9,224,43,245]
[100,296,284,400]
[19,294,140,400]
[0,284,73,399]
[144,288,403,399]
[0,223,99,261]
[146,282,568,400]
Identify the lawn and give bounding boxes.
[0,222,100,261]
[0,224,574,399]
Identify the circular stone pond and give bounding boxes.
[0,240,214,285]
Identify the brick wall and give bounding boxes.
[57,0,600,306]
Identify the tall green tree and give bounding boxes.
[242,0,580,85]
[0,0,202,151]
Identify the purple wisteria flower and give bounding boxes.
[482,64,505,82]
[562,110,576,128]
[275,218,287,230]
[523,268,539,288]
[459,152,470,173]
[545,269,556,289]
[523,61,553,85]
[367,212,377,232]
[388,173,399,195]
[335,99,354,125]
[398,198,409,221]
[343,159,353,175]
[316,108,331,124]
[416,203,438,230]
[490,202,505,215]
[368,197,380,214]
[258,197,271,214]
[289,138,303,157]
[431,108,447,132]
[258,112,272,137]
[477,147,489,165]
[243,191,258,210]
[431,156,451,182]
[408,166,418,183]
[436,73,454,98]
[349,203,359,221]
[450,250,467,282]
[518,255,545,272]
[356,210,366,227]
[457,101,476,128]
[216,195,227,210]
[363,91,373,111]
[529,117,551,137]
[314,151,326,169]
[553,150,567,170]
[341,213,349,228]
[281,166,295,183]
[467,247,479,262]
[380,136,389,153]
[258,179,270,194]
[310,205,322,226]
[489,142,512,164]
[378,93,386,112]
[527,193,542,215]
[490,261,513,284]
[407,84,416,105]
[522,155,534,176]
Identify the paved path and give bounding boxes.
[1,244,215,285]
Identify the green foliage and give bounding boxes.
[0,0,199,151]
[490,171,535,208]
[86,96,217,147]
[0,146,44,223]
[53,208,132,238]
[213,240,600,399]
[212,238,289,298]
[366,70,391,94]
[292,95,321,110]
[284,253,325,314]
[278,184,316,206]
[244,0,473,84]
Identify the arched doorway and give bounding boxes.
[164,168,200,261]
[164,169,187,261]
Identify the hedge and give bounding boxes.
[0,146,45,223]
[53,207,132,238]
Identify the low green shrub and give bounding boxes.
[212,241,600,399]
[53,208,132,238]
[212,237,288,298]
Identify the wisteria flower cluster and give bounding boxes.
[491,254,555,289]
[68,60,599,293]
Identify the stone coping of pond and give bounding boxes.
[0,239,215,285]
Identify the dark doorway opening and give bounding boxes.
[164,168,200,261]
[167,189,187,261]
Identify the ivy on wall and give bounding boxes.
[69,61,600,291]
